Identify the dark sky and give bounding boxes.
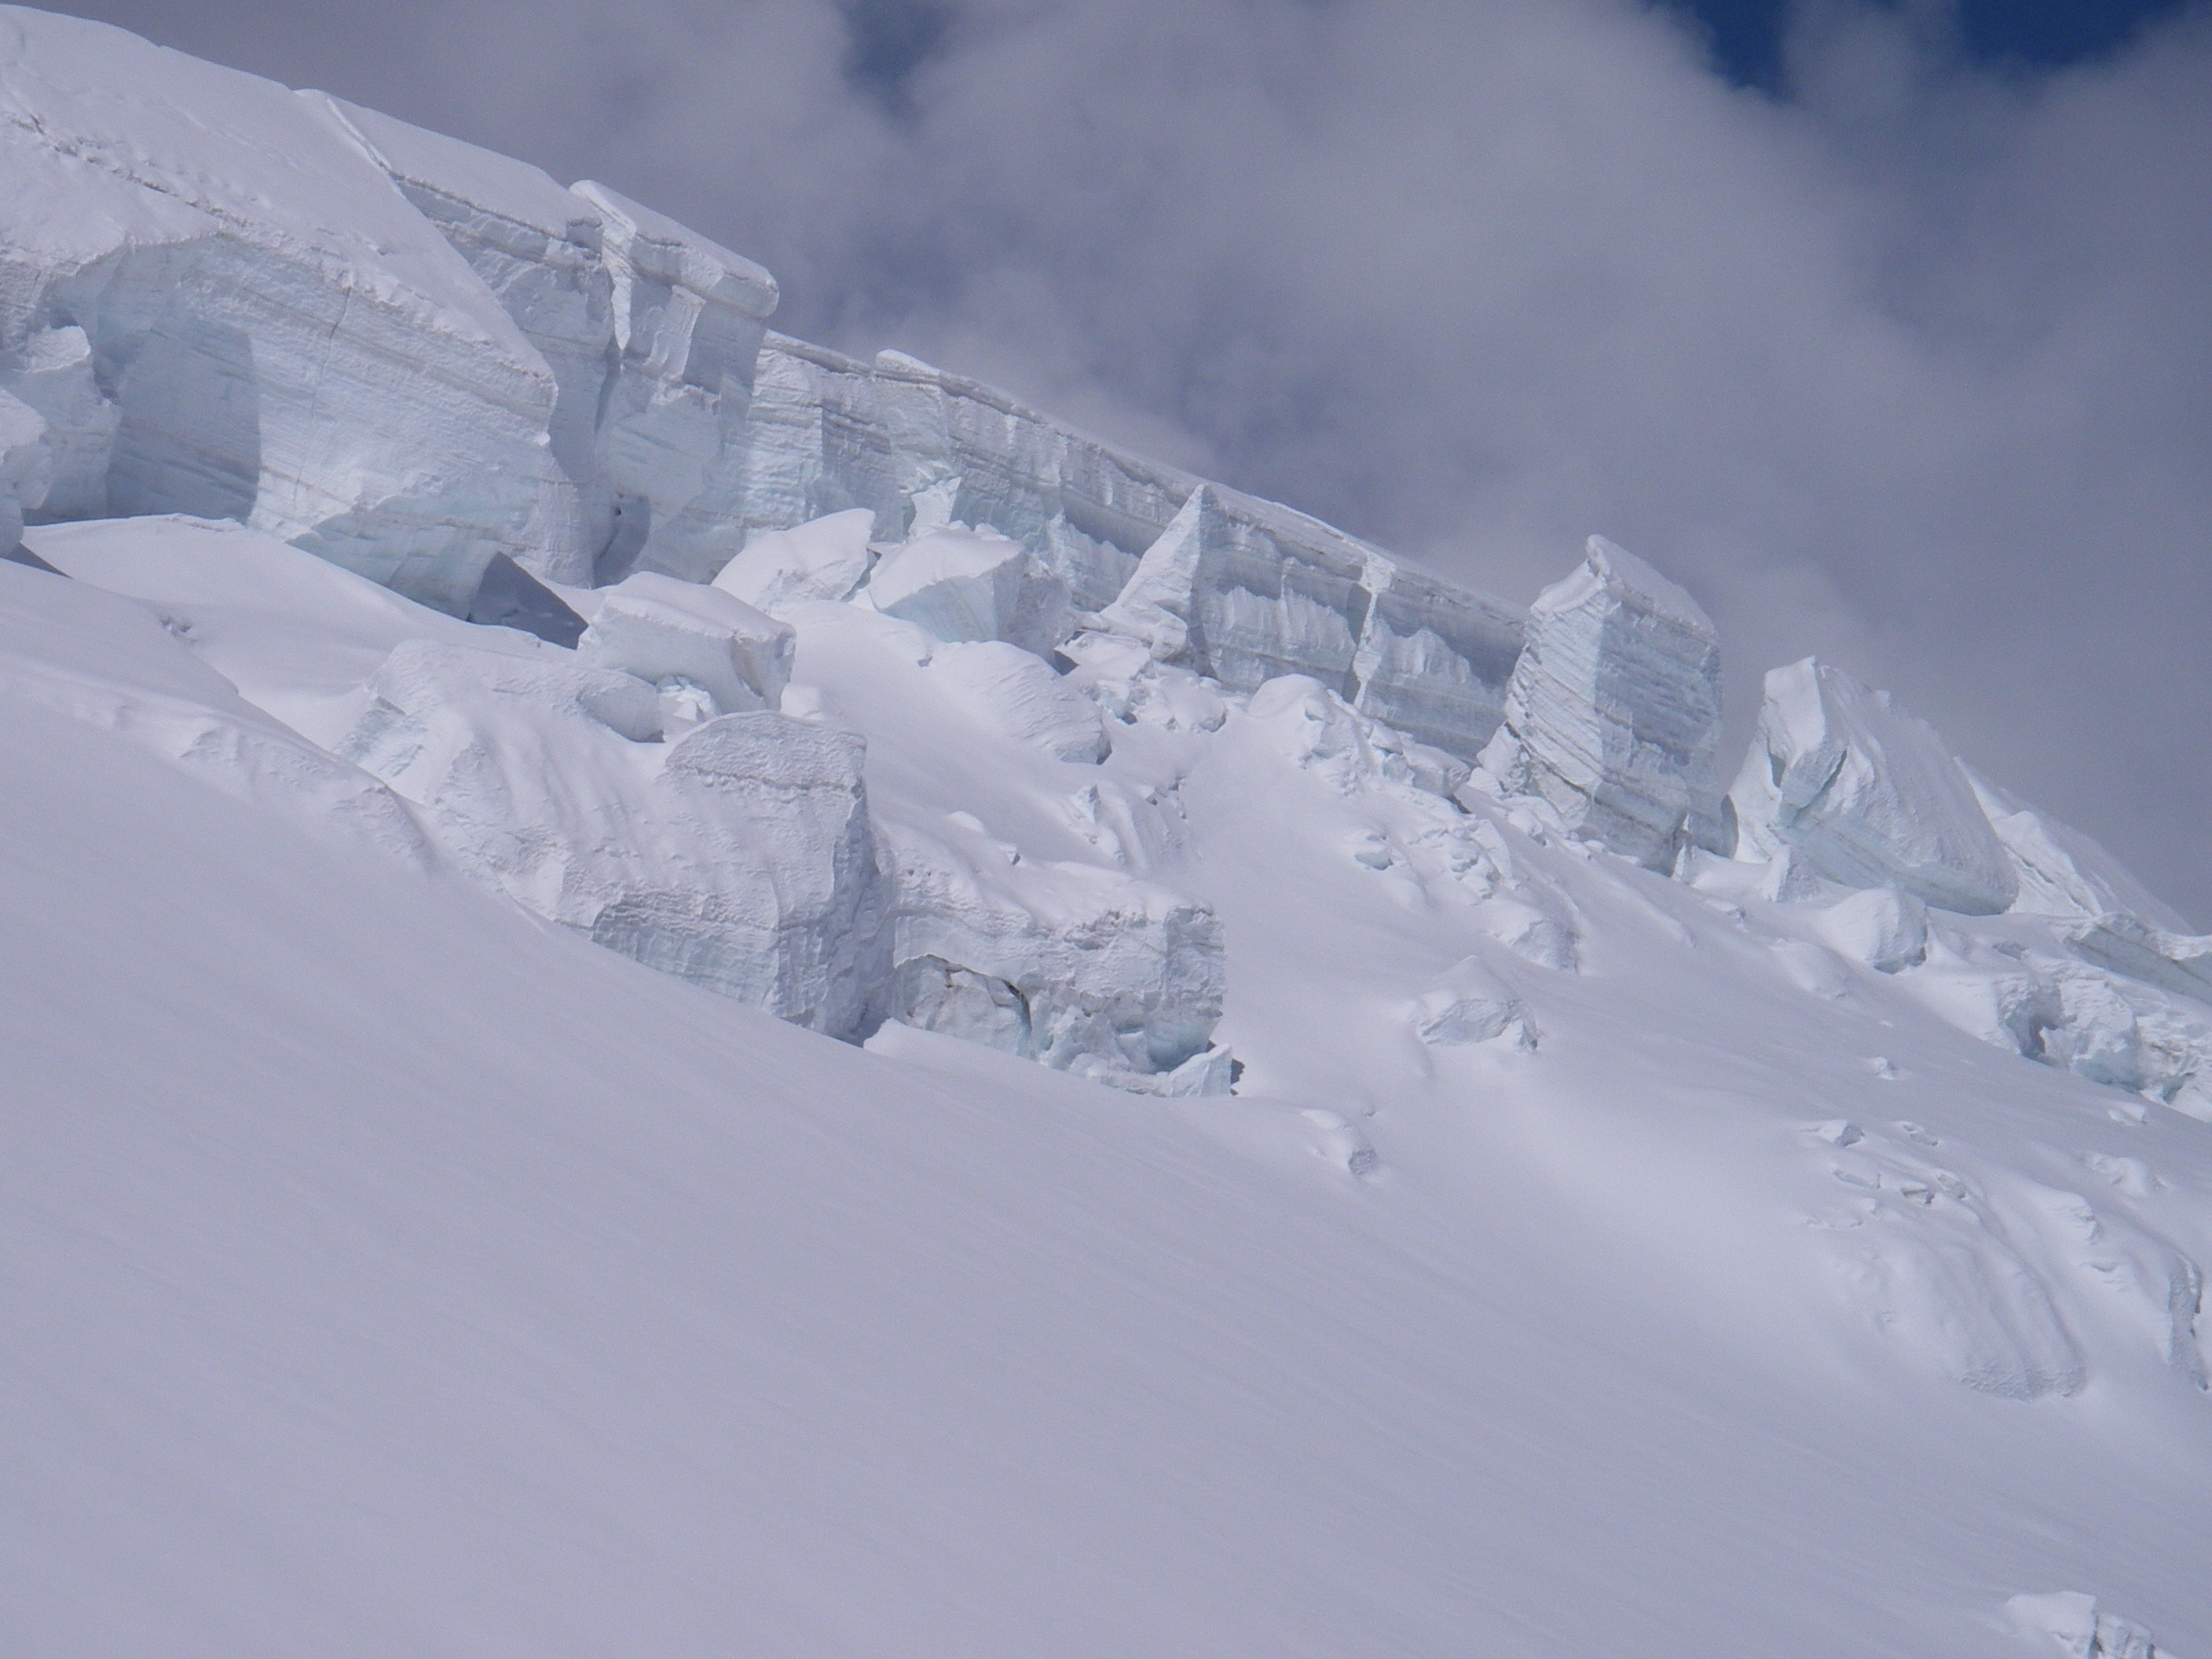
[1661,0,2194,86]
[27,0,2212,923]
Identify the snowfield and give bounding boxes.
[2,9,2210,1656]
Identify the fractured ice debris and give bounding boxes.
[0,324,114,523]
[2007,1591,2169,1658]
[340,639,887,1038]
[928,641,1109,764]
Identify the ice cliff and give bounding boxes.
[0,13,580,613]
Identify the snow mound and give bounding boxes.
[0,555,435,867]
[1811,885,1928,973]
[1408,955,1534,1049]
[1479,535,1726,870]
[1730,657,2017,915]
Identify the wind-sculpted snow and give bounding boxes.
[15,499,2212,1656]
[0,552,435,868]
[1972,772,2195,933]
[1479,535,1727,870]
[1731,657,2018,915]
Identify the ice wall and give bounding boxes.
[731,339,1193,611]
[0,384,47,548]
[578,181,778,586]
[1102,485,1525,759]
[2,10,1534,766]
[0,9,573,615]
[1480,536,1727,869]
[729,335,1527,756]
[739,335,906,540]
[310,103,781,591]
[310,95,613,573]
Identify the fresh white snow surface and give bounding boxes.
[7,519,2212,1657]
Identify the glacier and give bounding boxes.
[5,12,2212,1658]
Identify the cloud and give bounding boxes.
[45,0,2212,919]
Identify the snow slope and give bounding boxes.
[8,523,2212,1656]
